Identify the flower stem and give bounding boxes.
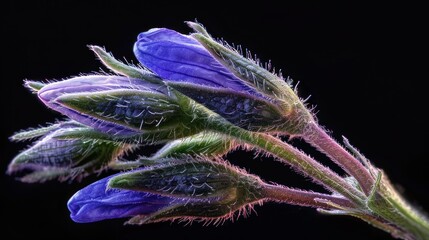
[303,122,374,195]
[368,173,429,240]
[205,118,366,205]
[262,183,354,209]
[204,116,429,239]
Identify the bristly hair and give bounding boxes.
[126,199,266,227]
[170,199,265,227]
[214,37,290,85]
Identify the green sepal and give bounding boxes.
[111,160,265,225]
[111,132,235,169]
[56,89,184,132]
[126,188,248,224]
[189,23,293,101]
[167,81,289,132]
[150,132,235,159]
[89,45,162,84]
[109,160,263,199]
[185,21,210,37]
[10,120,82,141]
[24,80,46,92]
[189,22,314,134]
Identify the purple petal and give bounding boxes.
[67,174,175,223]
[137,28,198,45]
[38,75,164,104]
[134,28,260,95]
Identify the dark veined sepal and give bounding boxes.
[56,89,184,132]
[168,81,306,133]
[108,160,265,224]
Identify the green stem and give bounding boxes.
[348,213,412,240]
[390,196,429,240]
[369,174,429,240]
[205,119,366,206]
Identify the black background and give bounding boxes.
[2,1,428,240]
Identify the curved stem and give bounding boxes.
[205,119,366,205]
[303,122,374,195]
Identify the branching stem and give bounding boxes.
[303,122,374,195]
[205,118,366,206]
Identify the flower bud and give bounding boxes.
[109,160,261,197]
[32,74,205,142]
[134,24,314,134]
[8,123,134,182]
[109,160,264,223]
[67,174,174,223]
[189,22,315,134]
[68,160,265,224]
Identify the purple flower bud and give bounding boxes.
[134,28,260,96]
[69,160,265,224]
[37,76,166,136]
[34,75,204,141]
[67,174,175,223]
[133,26,314,134]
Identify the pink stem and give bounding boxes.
[303,122,374,195]
[262,183,354,209]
